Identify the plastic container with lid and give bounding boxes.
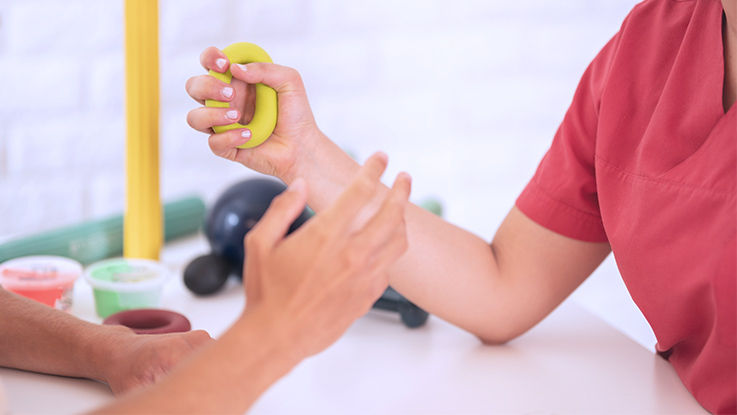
[0,256,82,310]
[84,258,169,318]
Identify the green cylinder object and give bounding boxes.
[419,197,444,217]
[0,196,206,265]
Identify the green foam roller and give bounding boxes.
[419,197,444,217]
[0,196,206,265]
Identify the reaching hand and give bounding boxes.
[241,152,411,360]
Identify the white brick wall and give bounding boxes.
[0,0,655,349]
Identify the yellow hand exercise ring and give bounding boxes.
[205,42,277,149]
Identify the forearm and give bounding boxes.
[0,288,130,381]
[286,133,611,344]
[95,310,300,414]
[287,133,507,340]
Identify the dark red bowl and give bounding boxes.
[103,309,191,335]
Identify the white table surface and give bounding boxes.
[0,237,707,414]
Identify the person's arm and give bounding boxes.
[92,310,300,414]
[95,152,412,414]
[0,288,213,394]
[186,49,611,344]
[273,132,611,344]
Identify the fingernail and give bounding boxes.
[226,110,239,120]
[290,177,306,192]
[216,58,227,69]
[237,64,248,72]
[222,87,233,98]
[236,129,251,144]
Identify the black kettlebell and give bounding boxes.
[184,178,312,296]
[372,287,429,328]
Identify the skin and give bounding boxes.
[96,154,411,413]
[5,3,734,414]
[722,0,737,111]
[0,288,212,395]
[184,53,612,344]
[182,1,737,344]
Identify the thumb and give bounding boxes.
[183,329,213,347]
[230,62,306,96]
[248,178,308,248]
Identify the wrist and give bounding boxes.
[283,130,361,212]
[280,128,331,184]
[235,306,304,368]
[83,323,135,383]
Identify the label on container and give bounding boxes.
[0,256,81,289]
[0,256,81,310]
[90,260,160,284]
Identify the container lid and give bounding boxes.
[84,258,169,292]
[0,256,82,290]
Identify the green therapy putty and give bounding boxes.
[90,260,158,283]
[84,258,169,318]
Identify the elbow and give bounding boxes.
[474,325,527,346]
[476,332,514,346]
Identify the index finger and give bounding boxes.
[200,46,229,73]
[320,152,388,232]
[352,172,411,256]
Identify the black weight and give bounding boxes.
[205,178,312,277]
[372,286,430,328]
[398,301,430,328]
[183,254,232,296]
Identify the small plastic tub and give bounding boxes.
[0,256,82,310]
[84,258,169,318]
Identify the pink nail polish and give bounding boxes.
[236,129,251,144]
[226,110,238,120]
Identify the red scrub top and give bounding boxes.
[516,0,736,413]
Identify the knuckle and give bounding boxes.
[244,230,262,252]
[397,233,409,253]
[190,330,211,343]
[270,192,292,211]
[390,189,407,206]
[207,135,222,153]
[212,109,225,124]
[353,175,376,198]
[393,232,408,255]
[312,223,331,245]
[343,245,367,270]
[369,277,388,300]
[387,205,404,222]
[203,46,219,60]
[286,67,301,82]
[186,110,199,129]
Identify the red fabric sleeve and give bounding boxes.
[516,30,624,243]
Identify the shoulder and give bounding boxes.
[624,0,698,22]
[616,0,705,46]
[596,0,716,101]
[586,0,703,96]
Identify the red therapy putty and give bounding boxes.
[103,309,191,334]
[0,256,82,310]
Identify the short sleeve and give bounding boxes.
[515,30,623,243]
